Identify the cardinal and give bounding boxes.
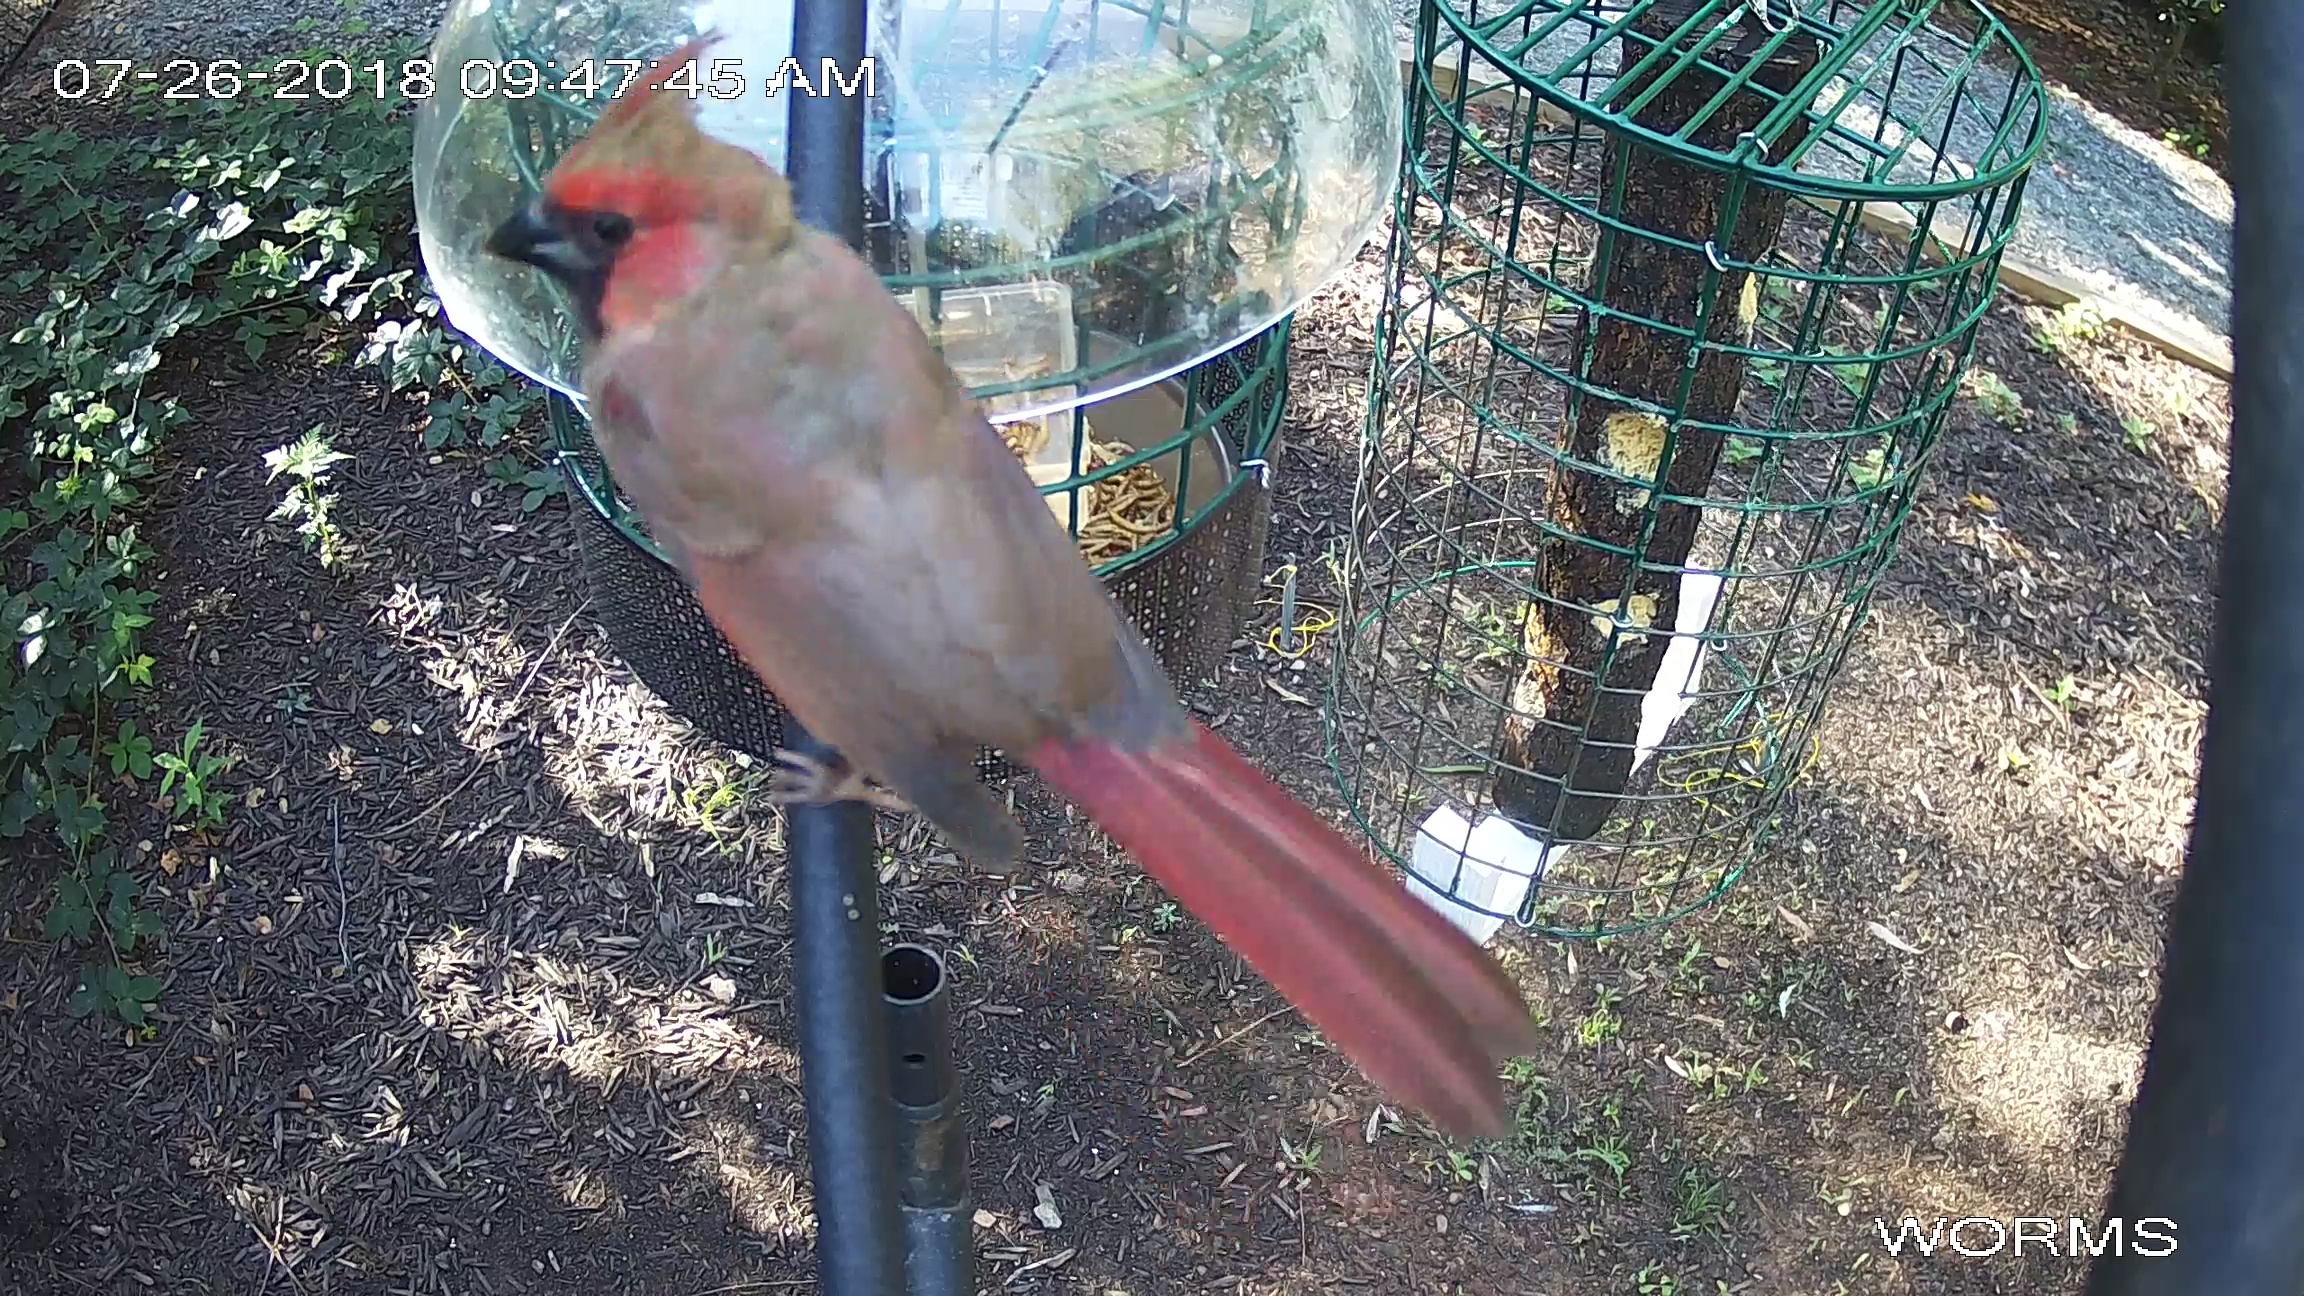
[485,34,1540,1136]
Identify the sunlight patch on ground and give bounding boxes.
[1928,1001,2142,1169]
[696,1114,815,1241]
[371,576,789,863]
[407,925,798,1089]
[534,648,784,857]
[1824,598,2201,877]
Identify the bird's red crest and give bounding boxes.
[590,31,721,136]
[542,30,731,225]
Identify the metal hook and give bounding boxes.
[1748,0,1794,34]
[1703,240,1730,273]
[1240,457,1273,489]
[1735,129,1770,160]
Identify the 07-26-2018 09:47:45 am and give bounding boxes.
[46,55,878,104]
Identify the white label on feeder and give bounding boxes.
[934,153,995,224]
[1405,806,1560,946]
[1631,569,1724,776]
[1402,569,1721,948]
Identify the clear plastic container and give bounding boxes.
[412,0,1400,420]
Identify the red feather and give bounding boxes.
[1031,724,1540,1137]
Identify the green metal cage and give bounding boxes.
[1327,0,2047,937]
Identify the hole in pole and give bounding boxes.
[883,943,944,1004]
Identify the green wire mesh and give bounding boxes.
[1327,0,2046,937]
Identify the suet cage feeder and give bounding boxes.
[1328,0,2047,938]
[408,0,1376,765]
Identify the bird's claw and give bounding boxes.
[769,749,912,814]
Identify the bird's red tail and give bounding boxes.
[1031,724,1541,1137]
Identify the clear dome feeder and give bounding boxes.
[413,0,1403,420]
[410,0,1386,769]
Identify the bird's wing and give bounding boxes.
[584,236,1176,858]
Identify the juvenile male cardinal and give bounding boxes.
[485,35,1540,1135]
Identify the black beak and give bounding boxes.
[487,198,611,337]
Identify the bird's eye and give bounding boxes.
[589,212,635,249]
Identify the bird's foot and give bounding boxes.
[769,749,913,814]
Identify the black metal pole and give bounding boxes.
[884,945,976,1294]
[782,0,906,1290]
[2085,6,2304,1293]
[782,728,905,1296]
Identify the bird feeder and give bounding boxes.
[1327,0,2047,937]
[410,0,1388,765]
[546,328,1287,771]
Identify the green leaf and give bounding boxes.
[50,784,106,850]
[107,719,154,778]
[45,875,94,942]
[104,869,137,934]
[66,978,103,1017]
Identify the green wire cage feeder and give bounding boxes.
[411,0,1403,766]
[1327,0,2046,938]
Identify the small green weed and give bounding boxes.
[102,719,154,780]
[2162,125,2213,160]
[1634,1266,1680,1296]
[1438,1147,1479,1184]
[1963,368,2026,428]
[2045,673,2080,712]
[154,720,234,833]
[1672,1164,1732,1237]
[264,425,355,567]
[485,453,568,513]
[1574,1131,1632,1192]
[2122,414,2158,454]
[45,846,165,1024]
[2033,302,2107,354]
[1577,984,1624,1047]
[422,351,543,450]
[1278,1137,1324,1176]
[1846,443,1891,491]
[1818,343,1869,395]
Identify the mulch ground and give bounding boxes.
[0,8,2227,1296]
